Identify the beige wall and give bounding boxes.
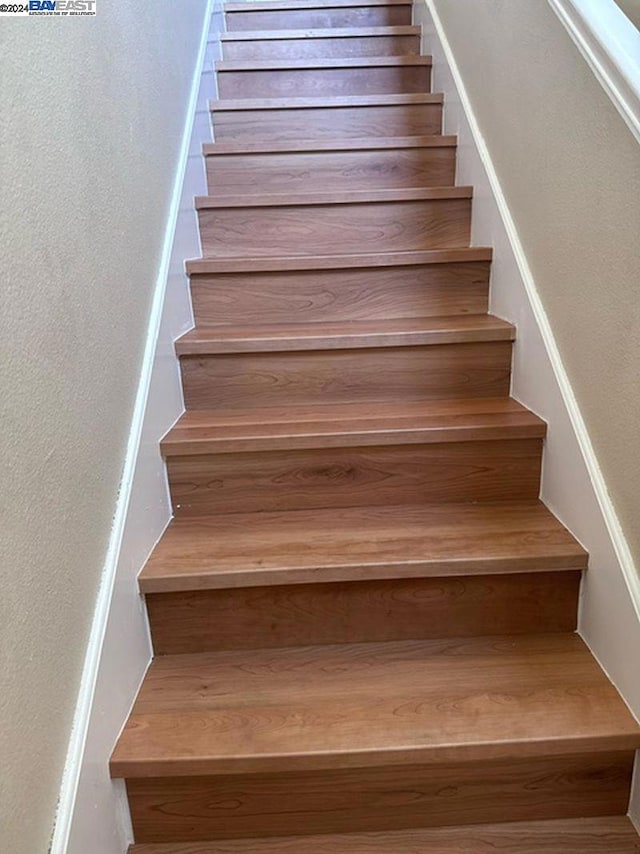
[0,3,208,851]
[429,0,640,563]
[615,0,640,29]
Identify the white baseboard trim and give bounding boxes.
[416,0,640,717]
[49,4,218,852]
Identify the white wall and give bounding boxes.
[0,3,213,851]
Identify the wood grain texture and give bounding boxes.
[161,398,544,455]
[206,143,456,194]
[197,196,471,257]
[176,316,514,355]
[186,246,492,274]
[129,817,640,853]
[195,186,471,208]
[111,633,640,778]
[146,571,580,654]
[203,134,457,154]
[139,500,588,593]
[210,98,443,141]
[221,27,421,60]
[180,341,513,410]
[225,3,413,32]
[124,752,634,842]
[166,438,542,516]
[189,259,489,326]
[216,62,431,99]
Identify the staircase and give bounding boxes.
[111,1,640,850]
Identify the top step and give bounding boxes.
[224,0,414,32]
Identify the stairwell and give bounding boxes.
[110,1,640,850]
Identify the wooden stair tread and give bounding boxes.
[220,25,422,41]
[186,247,491,274]
[175,315,511,354]
[161,397,545,455]
[216,56,432,71]
[203,134,456,155]
[110,632,640,778]
[185,247,491,275]
[225,0,412,11]
[195,186,472,209]
[140,500,587,593]
[210,93,444,111]
[129,817,640,852]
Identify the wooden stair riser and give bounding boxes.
[216,64,431,99]
[146,571,581,655]
[211,100,443,141]
[180,342,512,409]
[206,146,456,195]
[221,30,421,61]
[125,751,635,843]
[197,197,472,257]
[166,438,543,516]
[225,4,413,32]
[189,260,489,326]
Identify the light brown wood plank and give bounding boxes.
[124,753,634,841]
[195,186,472,208]
[203,134,457,155]
[140,500,588,593]
[166,438,542,515]
[197,197,471,257]
[217,63,431,99]
[186,247,492,274]
[225,2,413,32]
[111,633,640,778]
[221,27,421,60]
[129,816,640,852]
[210,93,444,111]
[180,342,513,409]
[206,144,456,194]
[210,95,443,141]
[221,25,420,41]
[189,258,489,326]
[146,571,580,654]
[216,57,433,71]
[161,397,544,455]
[176,316,514,355]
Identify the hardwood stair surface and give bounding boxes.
[224,0,414,32]
[220,26,422,60]
[204,135,458,193]
[112,1,640,848]
[216,56,432,99]
[209,93,444,141]
[161,397,543,454]
[129,817,640,852]
[140,500,587,592]
[111,632,640,778]
[175,314,514,353]
[186,249,492,325]
[195,187,473,257]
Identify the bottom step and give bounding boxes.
[129,816,640,852]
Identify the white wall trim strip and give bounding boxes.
[548,0,640,145]
[49,3,215,851]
